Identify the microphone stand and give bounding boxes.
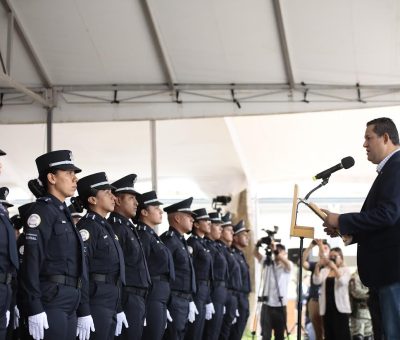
[294,176,330,340]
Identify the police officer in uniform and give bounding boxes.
[108,174,151,340]
[230,220,251,340]
[20,150,92,340]
[0,151,19,340]
[161,198,198,340]
[185,208,214,340]
[76,172,127,340]
[135,191,175,340]
[217,213,242,340]
[203,212,229,340]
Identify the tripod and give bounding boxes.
[251,247,290,340]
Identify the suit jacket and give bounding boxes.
[312,266,351,315]
[339,150,400,288]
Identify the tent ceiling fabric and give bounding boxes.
[1,0,400,123]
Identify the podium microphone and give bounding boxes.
[313,156,355,180]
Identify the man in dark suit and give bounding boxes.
[323,117,400,339]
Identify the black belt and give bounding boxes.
[197,280,210,287]
[171,290,192,300]
[213,280,226,287]
[46,275,82,289]
[0,273,12,284]
[90,273,120,285]
[124,286,148,298]
[151,275,169,282]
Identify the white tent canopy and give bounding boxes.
[0,0,399,202]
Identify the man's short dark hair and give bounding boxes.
[367,117,400,145]
[276,244,286,251]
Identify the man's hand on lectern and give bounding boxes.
[321,209,340,237]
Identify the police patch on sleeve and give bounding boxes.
[27,214,41,228]
[19,245,24,255]
[79,229,90,241]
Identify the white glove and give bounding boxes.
[231,309,240,324]
[13,306,20,329]
[188,301,199,323]
[5,310,10,328]
[28,312,49,340]
[205,303,215,320]
[223,306,226,315]
[165,309,173,329]
[166,309,173,322]
[76,315,95,340]
[115,312,129,336]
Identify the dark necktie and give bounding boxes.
[130,222,152,286]
[0,214,19,270]
[182,237,196,294]
[104,221,126,285]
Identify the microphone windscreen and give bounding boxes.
[341,156,355,169]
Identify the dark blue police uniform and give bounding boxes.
[135,190,175,340]
[21,194,88,340]
[203,213,229,340]
[161,197,197,340]
[137,221,174,340]
[185,208,213,340]
[161,227,196,340]
[108,211,151,340]
[0,204,18,340]
[229,246,250,340]
[228,220,251,340]
[218,240,242,340]
[77,210,125,340]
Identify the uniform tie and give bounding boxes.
[0,213,19,270]
[130,223,152,286]
[182,237,196,294]
[104,222,126,285]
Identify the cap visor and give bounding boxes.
[0,149,6,156]
[53,164,82,173]
[93,184,116,191]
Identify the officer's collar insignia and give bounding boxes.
[27,214,41,228]
[80,229,90,241]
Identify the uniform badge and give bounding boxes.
[19,245,24,255]
[187,246,193,255]
[27,214,41,228]
[80,229,90,241]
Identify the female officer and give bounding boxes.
[185,208,214,340]
[203,212,229,340]
[20,150,92,340]
[135,191,175,340]
[76,172,128,340]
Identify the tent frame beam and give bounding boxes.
[0,0,52,87]
[271,0,295,89]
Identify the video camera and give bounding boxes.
[256,226,281,248]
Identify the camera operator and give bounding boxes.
[313,247,351,340]
[302,239,330,340]
[254,238,292,340]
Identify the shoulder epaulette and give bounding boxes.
[37,197,51,203]
[137,224,147,231]
[166,230,175,237]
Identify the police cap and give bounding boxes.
[233,220,250,235]
[0,187,13,207]
[77,172,115,200]
[209,212,222,224]
[112,174,139,196]
[36,150,81,175]
[192,208,210,221]
[164,197,196,217]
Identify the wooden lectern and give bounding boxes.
[290,184,315,239]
